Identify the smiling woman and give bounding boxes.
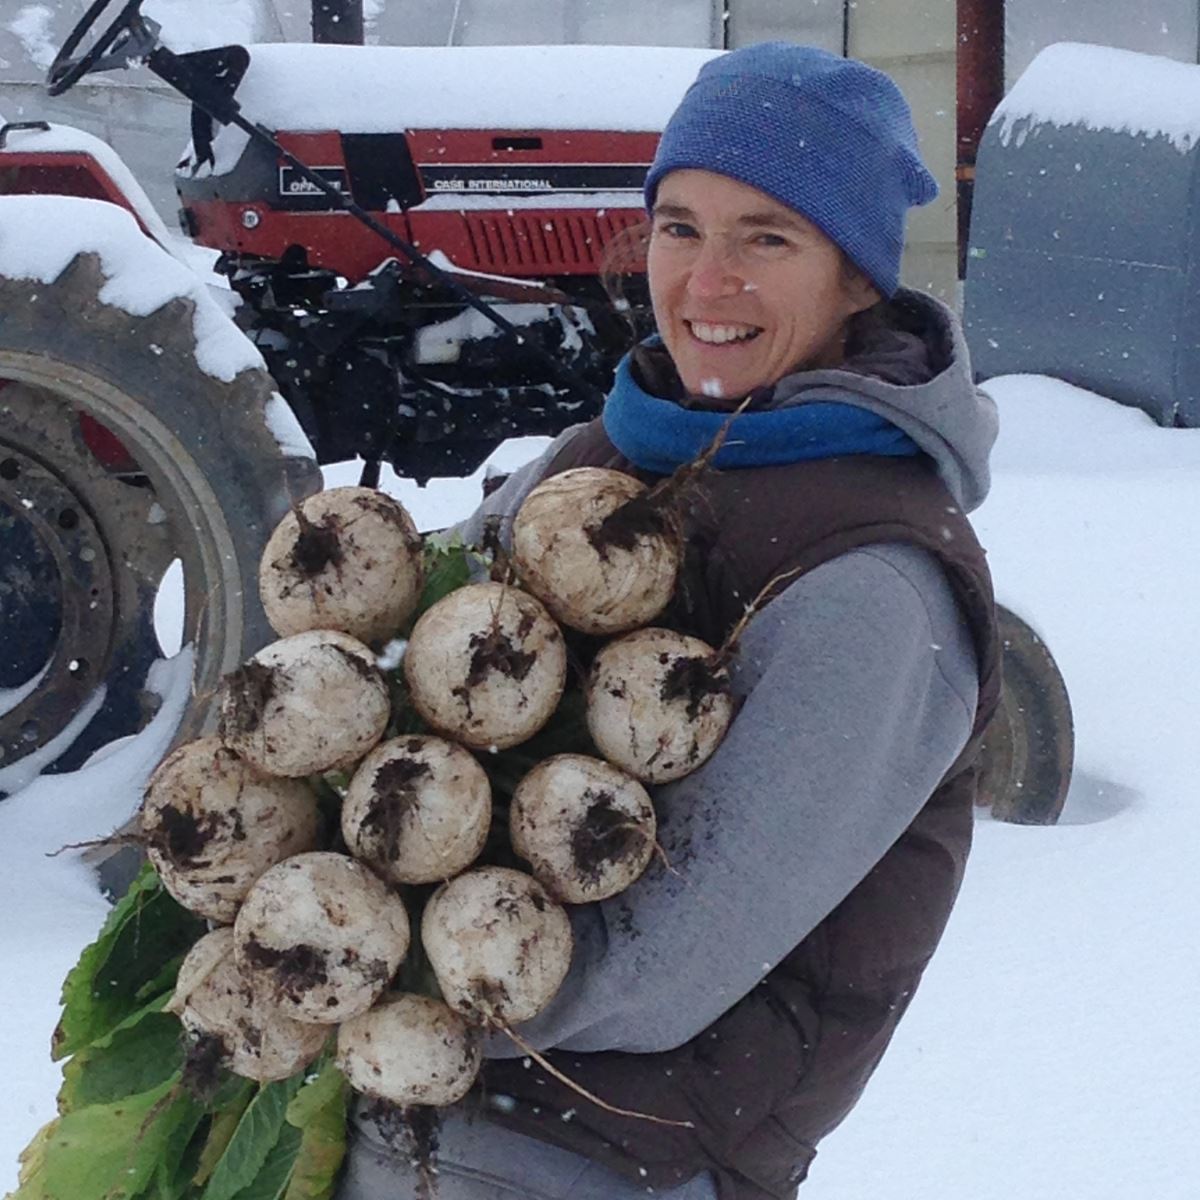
[343,41,1002,1200]
[647,174,880,400]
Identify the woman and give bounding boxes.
[342,41,999,1200]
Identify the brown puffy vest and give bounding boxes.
[474,420,1002,1199]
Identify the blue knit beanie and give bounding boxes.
[644,42,938,298]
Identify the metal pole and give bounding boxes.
[312,0,365,45]
[957,0,1005,275]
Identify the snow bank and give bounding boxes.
[0,195,314,460]
[992,41,1200,152]
[0,649,193,1175]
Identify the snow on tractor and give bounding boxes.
[0,0,1072,822]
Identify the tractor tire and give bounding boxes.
[0,250,321,795]
[976,604,1075,824]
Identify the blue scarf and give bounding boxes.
[602,346,920,475]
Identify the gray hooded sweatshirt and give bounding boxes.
[342,291,998,1200]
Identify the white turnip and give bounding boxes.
[511,468,680,634]
[403,582,566,751]
[234,851,410,1024]
[421,866,572,1025]
[510,754,656,903]
[259,486,425,644]
[586,627,734,783]
[141,737,321,922]
[336,992,481,1107]
[341,735,491,885]
[170,928,328,1083]
[218,629,390,777]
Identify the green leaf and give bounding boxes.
[228,1126,302,1200]
[283,1066,343,1130]
[59,996,182,1110]
[192,1082,256,1189]
[200,1076,304,1200]
[283,1064,349,1200]
[12,1116,59,1198]
[414,542,474,619]
[54,865,204,1061]
[10,1076,197,1200]
[149,1094,207,1200]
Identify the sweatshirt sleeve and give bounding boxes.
[484,541,979,1057]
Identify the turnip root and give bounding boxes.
[141,737,321,922]
[259,486,425,644]
[403,582,566,751]
[587,628,734,783]
[234,851,410,1024]
[342,736,491,885]
[511,468,680,634]
[219,629,390,777]
[171,928,328,1083]
[336,993,481,1107]
[421,867,572,1025]
[510,754,656,903]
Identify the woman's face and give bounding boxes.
[646,170,879,402]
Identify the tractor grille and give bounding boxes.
[462,209,645,275]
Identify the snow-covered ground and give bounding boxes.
[2,378,1197,1197]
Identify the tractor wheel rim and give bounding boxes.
[0,358,245,779]
[0,436,117,762]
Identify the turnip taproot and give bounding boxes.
[218,629,390,776]
[342,736,491,884]
[259,486,425,644]
[510,754,656,903]
[234,852,410,1024]
[141,737,321,922]
[403,583,566,751]
[421,867,572,1025]
[587,627,734,783]
[171,928,328,1083]
[336,993,481,1107]
[511,468,680,634]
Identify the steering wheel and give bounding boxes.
[48,0,152,97]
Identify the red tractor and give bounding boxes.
[0,1,1071,822]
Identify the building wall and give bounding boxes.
[1005,0,1199,85]
[349,1,720,47]
[727,0,843,53]
[847,0,958,302]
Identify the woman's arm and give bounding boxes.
[486,541,979,1056]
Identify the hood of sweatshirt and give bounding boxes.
[632,289,998,512]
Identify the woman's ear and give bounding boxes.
[844,268,882,316]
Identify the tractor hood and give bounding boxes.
[194,43,722,177]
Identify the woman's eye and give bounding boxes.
[659,221,698,239]
[753,233,790,249]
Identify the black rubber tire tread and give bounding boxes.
[0,248,321,777]
[976,604,1075,825]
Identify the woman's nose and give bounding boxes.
[685,237,744,299]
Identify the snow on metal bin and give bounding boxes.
[964,42,1200,427]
